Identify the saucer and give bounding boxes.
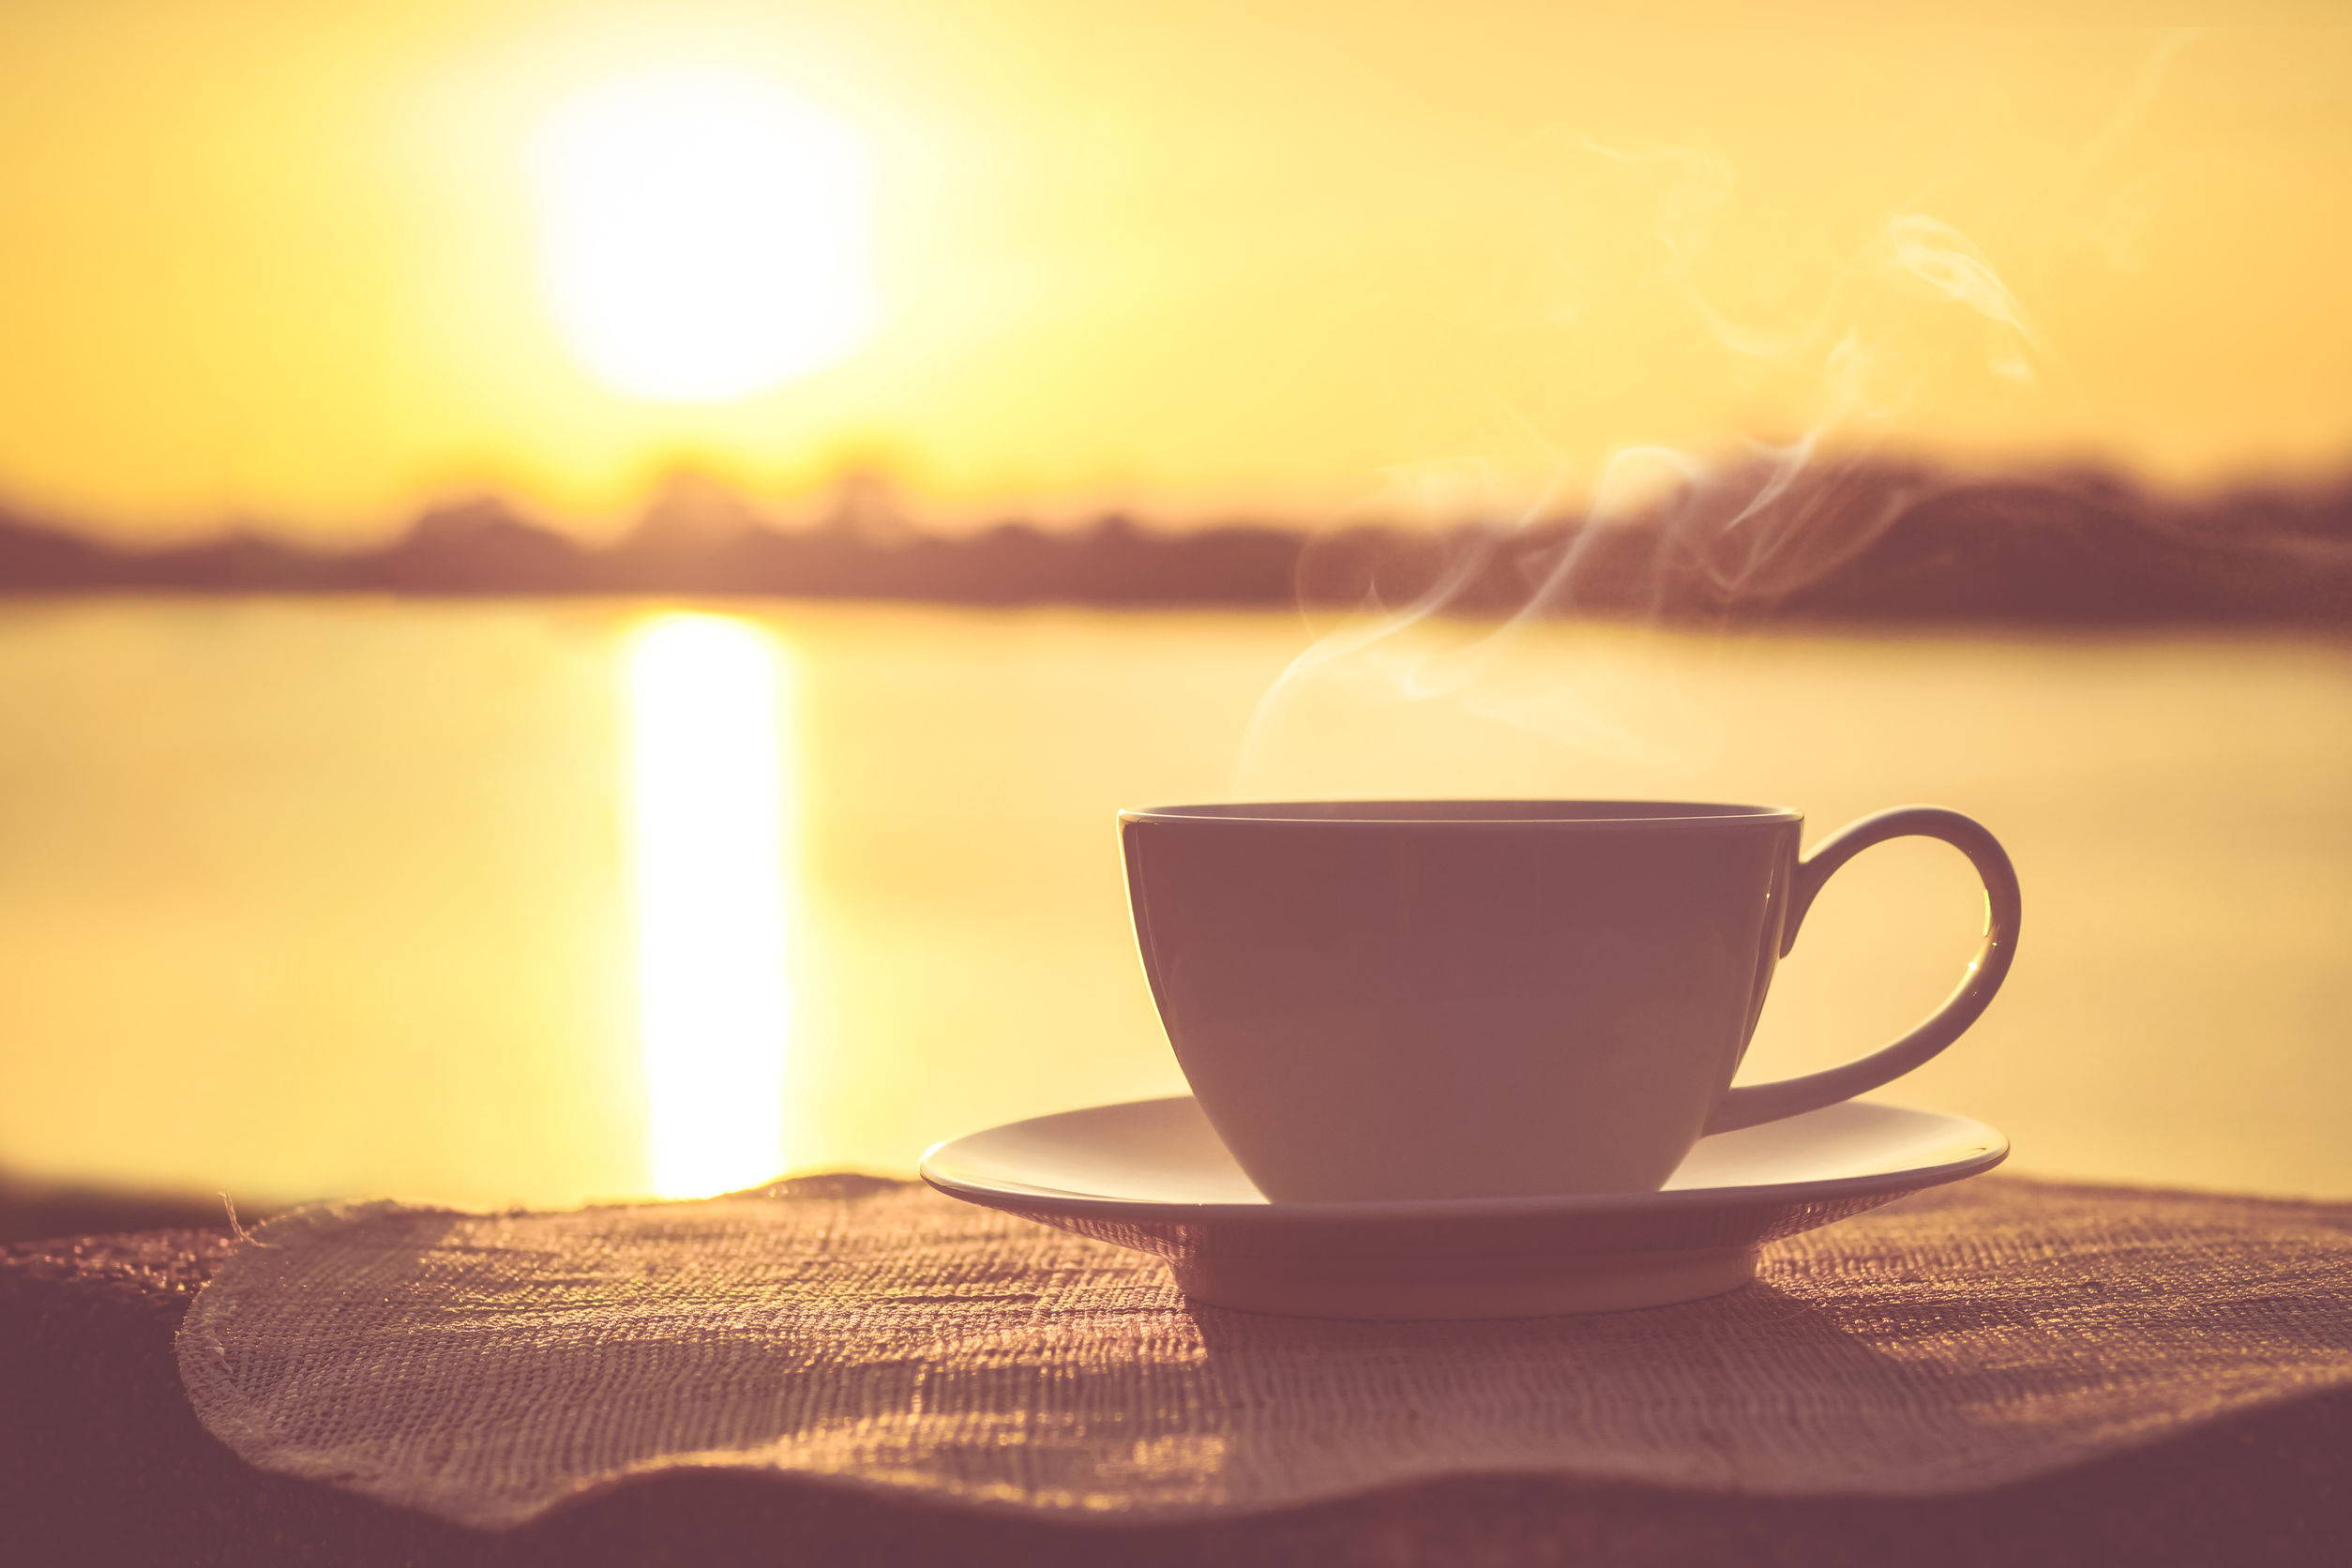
[921,1096,2007,1319]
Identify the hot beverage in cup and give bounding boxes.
[1121,801,2019,1203]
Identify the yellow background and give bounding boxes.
[2,2,2346,542]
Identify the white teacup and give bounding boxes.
[1121,800,2019,1203]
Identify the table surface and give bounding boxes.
[6,1204,2349,1568]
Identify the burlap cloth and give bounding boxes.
[175,1173,2352,1533]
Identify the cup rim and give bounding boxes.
[1120,799,1802,827]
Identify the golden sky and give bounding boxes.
[1,2,2347,542]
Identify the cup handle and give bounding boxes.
[1704,807,2021,1135]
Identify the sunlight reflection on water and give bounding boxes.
[626,613,793,1199]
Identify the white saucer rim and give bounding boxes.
[919,1095,2009,1226]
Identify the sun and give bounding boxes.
[530,68,877,403]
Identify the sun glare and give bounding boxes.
[626,613,794,1199]
[532,69,876,402]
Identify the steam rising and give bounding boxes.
[1224,31,2215,801]
[1882,216,2042,383]
[1236,137,2055,795]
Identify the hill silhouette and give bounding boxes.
[3,460,2349,626]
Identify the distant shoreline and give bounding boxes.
[5,460,2349,626]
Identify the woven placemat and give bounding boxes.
[175,1173,2352,1530]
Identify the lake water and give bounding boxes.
[1,596,2347,1208]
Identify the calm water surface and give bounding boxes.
[2,597,2347,1206]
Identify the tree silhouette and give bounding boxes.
[1,458,2348,626]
